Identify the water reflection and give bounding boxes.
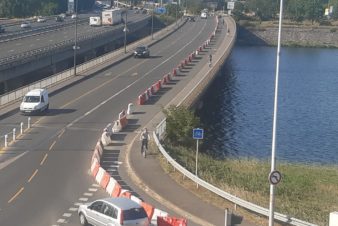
[198,46,338,165]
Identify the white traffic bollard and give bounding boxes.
[13,128,16,141]
[127,103,134,115]
[28,117,31,129]
[5,134,8,147]
[20,122,24,134]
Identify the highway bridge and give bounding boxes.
[0,15,239,226]
[0,10,151,94]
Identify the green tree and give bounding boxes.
[163,105,200,147]
[245,0,278,20]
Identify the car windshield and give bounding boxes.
[136,47,146,52]
[123,207,147,220]
[24,96,40,103]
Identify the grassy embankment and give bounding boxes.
[152,143,338,226]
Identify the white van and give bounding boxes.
[201,12,207,19]
[20,89,49,114]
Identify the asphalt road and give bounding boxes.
[0,11,148,60]
[0,17,217,226]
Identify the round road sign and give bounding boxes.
[269,170,282,185]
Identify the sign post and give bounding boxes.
[193,128,204,188]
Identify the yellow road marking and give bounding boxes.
[28,169,38,183]
[40,153,48,165]
[8,187,24,203]
[49,141,56,151]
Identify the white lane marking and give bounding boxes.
[56,219,66,223]
[89,188,98,192]
[49,39,54,42]
[79,197,88,202]
[74,202,83,206]
[92,184,100,187]
[8,49,14,52]
[62,213,72,217]
[69,207,78,212]
[0,152,27,170]
[83,193,93,196]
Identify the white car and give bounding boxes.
[78,197,149,226]
[71,14,77,19]
[37,17,46,22]
[20,21,31,28]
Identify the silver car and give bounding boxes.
[78,197,150,226]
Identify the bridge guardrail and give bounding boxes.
[153,16,318,226]
[0,16,147,68]
[0,16,185,108]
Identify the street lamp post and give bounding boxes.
[73,0,78,76]
[124,10,128,53]
[269,0,284,226]
[151,4,154,40]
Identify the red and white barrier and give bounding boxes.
[118,110,128,129]
[127,103,134,115]
[157,216,188,226]
[106,178,121,197]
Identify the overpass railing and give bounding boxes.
[0,16,148,68]
[0,16,185,108]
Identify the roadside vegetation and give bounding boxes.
[159,106,338,225]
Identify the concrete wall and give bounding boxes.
[237,25,338,47]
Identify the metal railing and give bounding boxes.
[154,120,317,226]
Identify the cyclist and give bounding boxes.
[140,128,150,157]
[209,54,212,67]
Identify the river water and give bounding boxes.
[198,45,338,165]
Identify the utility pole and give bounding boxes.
[73,0,78,76]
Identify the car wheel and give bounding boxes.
[79,213,88,226]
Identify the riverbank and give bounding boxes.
[237,20,338,48]
[159,143,338,226]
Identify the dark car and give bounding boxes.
[188,16,195,22]
[55,16,64,22]
[134,46,150,58]
[0,25,5,33]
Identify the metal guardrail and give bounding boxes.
[152,16,318,226]
[154,120,317,226]
[0,16,184,108]
[0,16,148,67]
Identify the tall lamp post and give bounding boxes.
[151,3,154,40]
[73,0,79,76]
[269,0,284,226]
[124,10,128,53]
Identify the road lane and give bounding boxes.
[0,17,216,226]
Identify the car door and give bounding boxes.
[86,201,104,226]
[100,203,119,225]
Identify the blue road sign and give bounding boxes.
[193,128,204,140]
[155,7,166,14]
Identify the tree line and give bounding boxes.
[230,0,338,22]
[0,0,95,18]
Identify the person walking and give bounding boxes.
[208,54,212,67]
[140,128,150,157]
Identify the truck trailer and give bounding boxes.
[89,16,102,26]
[102,8,122,25]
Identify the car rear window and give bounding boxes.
[136,47,146,51]
[123,207,147,220]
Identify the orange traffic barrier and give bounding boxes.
[138,94,145,105]
[157,80,161,90]
[162,75,167,85]
[157,216,187,226]
[184,58,188,65]
[100,171,110,189]
[91,160,100,177]
[119,190,131,199]
[172,68,177,76]
[91,149,101,164]
[142,202,155,220]
[106,179,122,197]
